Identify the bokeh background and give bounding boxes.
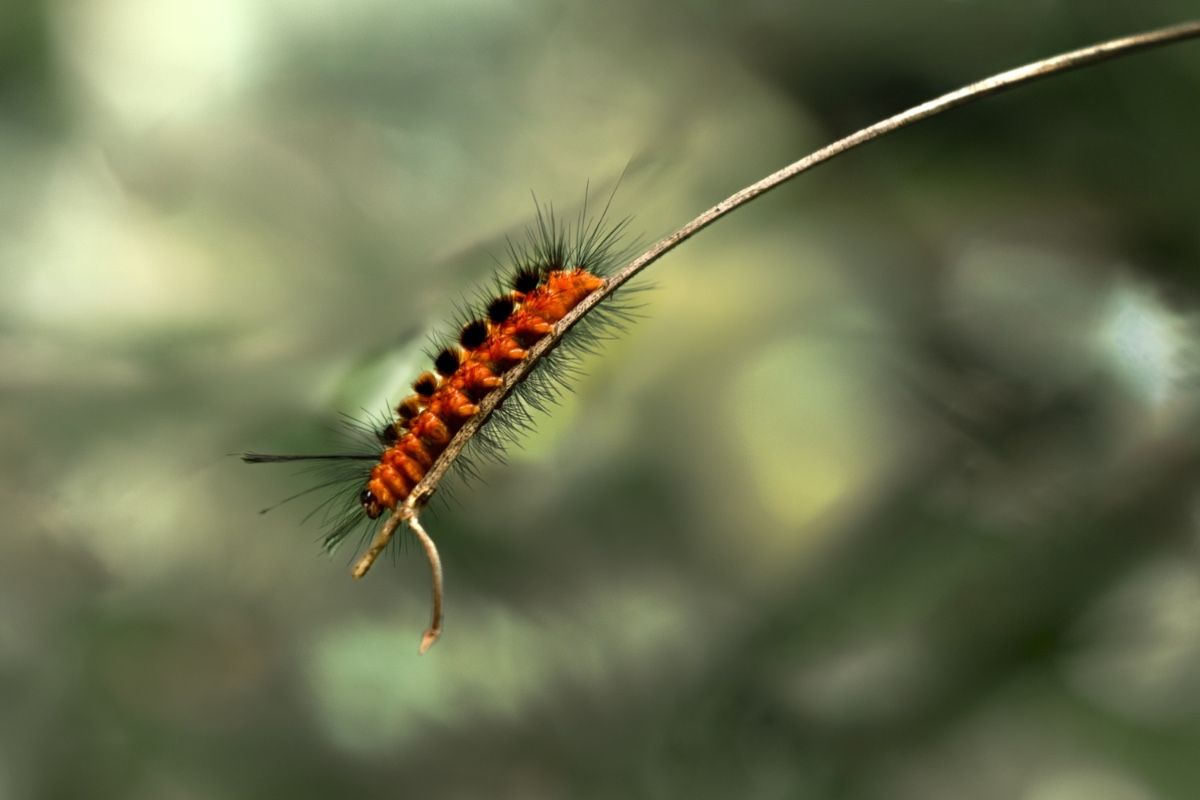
[4,2,1200,798]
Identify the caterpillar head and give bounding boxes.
[359,488,383,519]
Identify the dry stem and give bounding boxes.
[408,514,444,654]
[351,507,444,654]
[349,20,1200,651]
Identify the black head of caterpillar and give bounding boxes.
[243,191,643,556]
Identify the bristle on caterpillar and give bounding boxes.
[487,296,515,324]
[433,348,461,377]
[459,320,488,349]
[512,267,543,294]
[412,371,439,398]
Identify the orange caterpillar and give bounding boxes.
[360,267,605,518]
[243,197,632,555]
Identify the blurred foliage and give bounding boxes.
[4,2,1200,799]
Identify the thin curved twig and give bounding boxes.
[351,20,1200,650]
[408,514,444,654]
[351,507,444,654]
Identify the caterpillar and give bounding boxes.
[363,265,604,509]
[243,196,636,589]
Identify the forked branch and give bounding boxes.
[352,20,1200,651]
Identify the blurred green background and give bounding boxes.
[4,2,1200,798]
